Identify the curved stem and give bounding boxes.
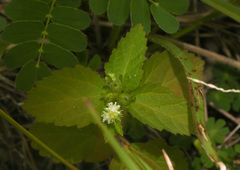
[0,109,78,170]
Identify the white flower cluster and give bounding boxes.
[101,102,122,124]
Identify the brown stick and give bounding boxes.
[208,102,240,125]
[161,36,240,69]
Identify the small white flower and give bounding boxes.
[101,102,122,124]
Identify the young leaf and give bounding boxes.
[52,7,90,30]
[105,25,147,91]
[110,139,188,170]
[16,61,37,92]
[41,43,78,69]
[157,0,188,15]
[89,0,109,15]
[5,0,49,21]
[88,54,101,70]
[23,65,105,128]
[2,21,44,44]
[130,0,151,34]
[30,123,112,163]
[55,0,81,8]
[108,0,130,26]
[207,117,229,146]
[4,41,39,69]
[47,23,87,52]
[129,83,192,135]
[150,4,179,34]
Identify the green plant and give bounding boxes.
[1,0,240,169]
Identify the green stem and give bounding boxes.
[36,0,56,67]
[0,109,78,170]
[124,147,153,170]
[84,100,140,170]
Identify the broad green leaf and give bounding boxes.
[88,54,101,70]
[0,16,6,31]
[141,51,204,134]
[5,0,49,21]
[16,61,37,92]
[150,4,179,34]
[52,7,90,30]
[105,25,147,91]
[89,0,108,14]
[108,0,130,26]
[41,43,78,69]
[201,0,240,23]
[129,83,191,135]
[56,0,81,7]
[207,117,229,146]
[110,139,188,170]
[157,0,188,15]
[4,41,39,69]
[30,123,112,163]
[36,62,51,81]
[141,51,204,99]
[2,21,44,44]
[47,23,87,52]
[23,65,105,128]
[130,0,151,34]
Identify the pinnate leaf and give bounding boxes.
[110,139,188,170]
[47,23,87,52]
[36,62,51,81]
[30,123,112,163]
[16,61,51,92]
[52,7,90,30]
[5,0,49,21]
[89,0,109,14]
[108,0,130,26]
[4,41,39,69]
[129,83,192,135]
[16,61,37,92]
[150,4,179,34]
[130,0,151,34]
[23,65,105,128]
[105,25,147,91]
[41,43,78,69]
[2,21,44,44]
